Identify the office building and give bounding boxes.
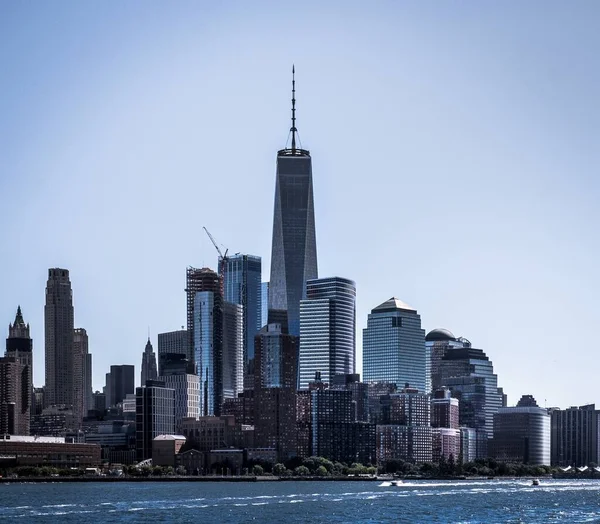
[157,329,187,374]
[551,404,600,467]
[222,254,262,376]
[140,338,158,385]
[426,328,466,394]
[187,267,221,365]
[3,306,33,435]
[436,337,503,450]
[72,328,90,426]
[254,323,298,461]
[363,298,427,393]
[268,68,318,336]
[108,365,135,407]
[135,380,175,461]
[160,373,200,433]
[491,395,550,466]
[298,277,356,389]
[44,268,75,408]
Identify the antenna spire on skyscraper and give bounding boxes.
[291,65,297,153]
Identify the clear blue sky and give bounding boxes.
[1,1,598,406]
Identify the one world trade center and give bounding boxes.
[268,67,318,336]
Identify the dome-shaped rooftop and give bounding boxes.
[425,328,456,342]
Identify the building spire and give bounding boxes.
[14,305,24,327]
[291,64,297,153]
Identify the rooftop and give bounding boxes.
[372,297,416,313]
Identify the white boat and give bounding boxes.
[392,479,404,486]
[378,481,392,487]
[531,479,540,486]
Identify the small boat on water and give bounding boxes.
[531,479,540,486]
[378,479,404,487]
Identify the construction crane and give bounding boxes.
[203,226,228,279]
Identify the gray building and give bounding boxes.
[223,302,244,401]
[135,380,175,461]
[436,337,503,450]
[4,306,33,435]
[73,328,90,426]
[157,330,187,374]
[159,373,200,433]
[491,395,550,466]
[261,282,269,328]
[362,298,427,393]
[376,386,433,464]
[44,268,75,408]
[140,338,158,386]
[551,404,600,467]
[268,68,318,336]
[108,365,135,407]
[298,277,356,390]
[222,254,262,376]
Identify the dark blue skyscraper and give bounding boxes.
[268,67,318,336]
[222,254,262,375]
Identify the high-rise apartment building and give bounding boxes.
[44,268,75,408]
[135,380,175,461]
[159,372,200,433]
[192,268,223,416]
[551,404,600,467]
[222,254,262,375]
[3,306,33,435]
[362,298,427,393]
[376,386,433,464]
[431,388,460,463]
[222,302,243,401]
[187,267,221,364]
[254,323,298,461]
[140,338,158,386]
[268,68,318,336]
[298,277,356,390]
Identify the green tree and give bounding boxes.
[252,465,264,476]
[294,465,310,476]
[273,463,287,476]
[316,465,328,476]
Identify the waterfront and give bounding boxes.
[0,479,599,522]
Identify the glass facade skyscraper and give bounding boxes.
[362,298,427,393]
[222,254,261,375]
[261,282,269,329]
[268,70,318,336]
[298,277,356,389]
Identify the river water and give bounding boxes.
[0,478,599,522]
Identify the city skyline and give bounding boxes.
[1,2,599,407]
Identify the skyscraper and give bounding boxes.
[193,268,223,416]
[44,268,74,408]
[222,254,262,375]
[108,365,135,407]
[362,298,427,393]
[550,404,600,467]
[140,338,158,385]
[268,67,318,336]
[186,267,221,365]
[222,302,243,401]
[298,277,356,389]
[135,380,175,461]
[4,306,33,435]
[261,282,269,328]
[73,327,90,426]
[157,329,187,375]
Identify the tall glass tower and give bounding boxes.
[222,254,262,375]
[362,298,427,393]
[268,67,318,336]
[298,277,356,389]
